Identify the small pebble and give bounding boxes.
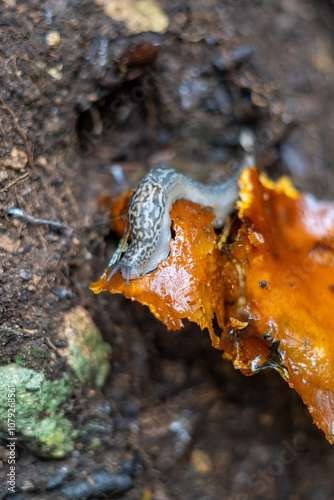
[19,269,30,281]
[46,31,61,47]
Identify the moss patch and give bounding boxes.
[0,365,73,458]
[15,344,52,370]
[59,306,112,388]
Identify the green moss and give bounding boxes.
[15,345,51,370]
[88,437,101,450]
[69,331,111,388]
[15,354,25,366]
[63,307,112,388]
[30,347,42,356]
[0,365,74,458]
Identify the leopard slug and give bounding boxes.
[107,160,250,284]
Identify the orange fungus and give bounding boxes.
[91,168,334,443]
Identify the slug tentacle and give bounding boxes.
[107,159,251,283]
[106,262,123,283]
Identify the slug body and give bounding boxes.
[108,163,247,284]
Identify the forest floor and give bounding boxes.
[1,0,334,499]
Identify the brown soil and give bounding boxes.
[1,0,334,498]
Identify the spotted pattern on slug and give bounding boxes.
[124,177,165,265]
[107,162,249,283]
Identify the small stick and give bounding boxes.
[44,336,63,358]
[0,96,36,170]
[8,207,72,233]
[0,172,29,194]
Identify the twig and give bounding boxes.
[44,336,63,358]
[0,96,36,171]
[8,207,73,234]
[12,56,38,103]
[0,172,29,194]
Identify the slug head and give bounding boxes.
[107,177,166,284]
